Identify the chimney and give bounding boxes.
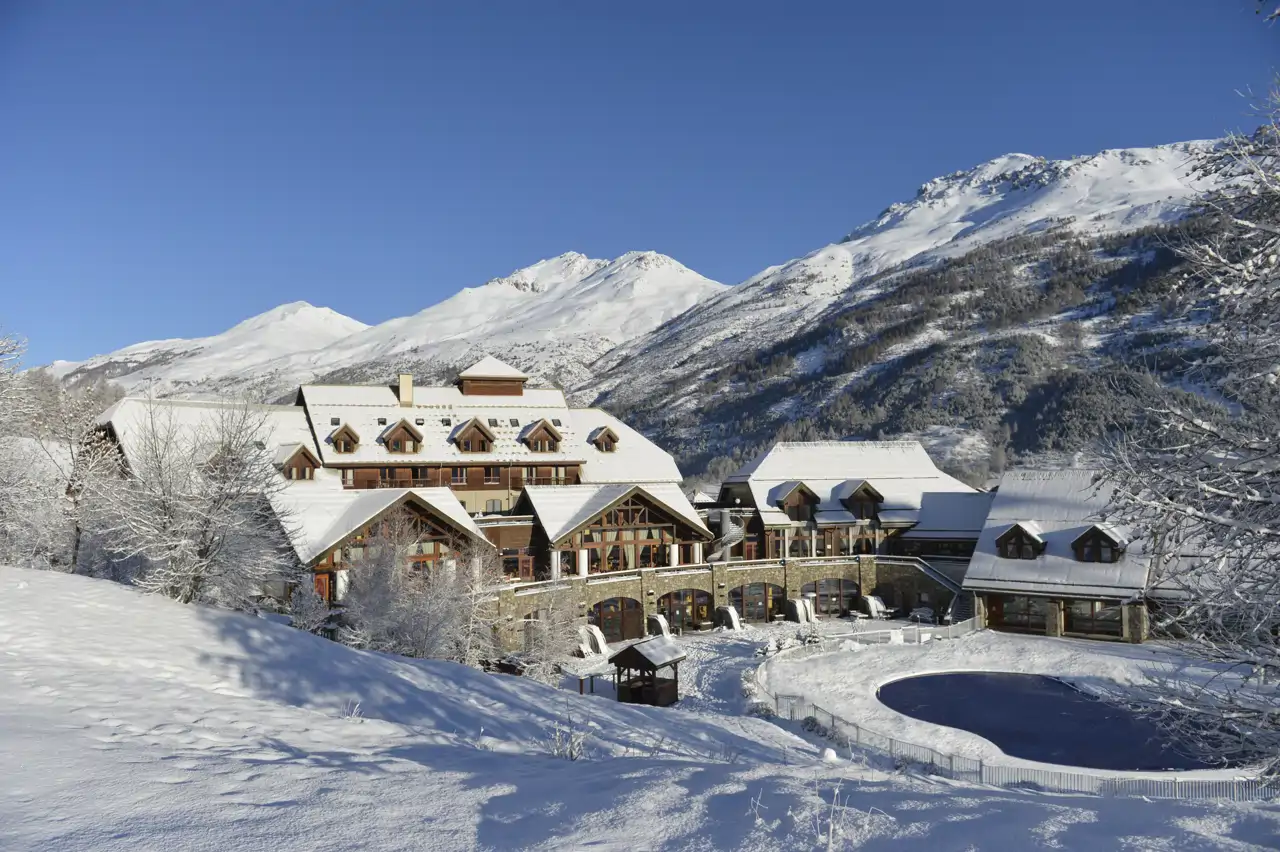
[398,373,413,407]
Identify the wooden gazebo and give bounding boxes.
[608,636,686,707]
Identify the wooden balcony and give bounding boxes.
[343,477,572,490]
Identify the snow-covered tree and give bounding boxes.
[90,396,301,609]
[517,579,582,686]
[22,376,122,573]
[449,538,506,669]
[1101,94,1280,774]
[0,333,38,563]
[336,507,505,667]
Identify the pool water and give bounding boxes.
[876,672,1214,771]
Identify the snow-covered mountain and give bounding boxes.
[586,141,1222,477]
[50,251,727,397]
[592,142,1212,392]
[49,302,370,392]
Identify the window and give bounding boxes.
[598,437,615,452]
[531,438,558,452]
[342,469,354,486]
[391,439,401,452]
[451,467,467,485]
[377,418,387,426]
[1073,528,1122,563]
[554,466,567,484]
[524,466,537,483]
[488,418,500,427]
[415,418,425,426]
[509,418,519,427]
[484,466,501,484]
[335,438,353,453]
[462,437,491,453]
[485,499,502,513]
[330,417,340,426]
[998,528,1040,560]
[442,417,451,427]
[552,419,562,427]
[1065,600,1124,636]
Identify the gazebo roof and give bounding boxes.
[608,636,686,671]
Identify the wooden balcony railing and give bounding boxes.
[343,477,573,490]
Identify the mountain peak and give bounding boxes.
[484,252,610,293]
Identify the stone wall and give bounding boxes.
[492,557,956,652]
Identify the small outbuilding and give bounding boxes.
[608,636,687,707]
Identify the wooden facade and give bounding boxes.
[309,497,472,605]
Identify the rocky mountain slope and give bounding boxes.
[586,141,1221,482]
[50,251,727,398]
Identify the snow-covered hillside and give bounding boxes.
[48,302,370,393]
[591,142,1213,393]
[50,251,726,398]
[3,567,1276,851]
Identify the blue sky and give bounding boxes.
[2,1,1277,365]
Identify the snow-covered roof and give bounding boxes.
[608,635,686,669]
[963,469,1148,599]
[99,397,318,472]
[456,356,529,381]
[269,478,485,564]
[297,387,681,482]
[900,491,995,540]
[519,483,711,545]
[726,441,976,528]
[272,442,317,467]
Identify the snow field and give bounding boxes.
[3,568,1279,850]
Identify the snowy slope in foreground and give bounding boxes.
[3,568,1277,851]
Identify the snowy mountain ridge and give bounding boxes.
[49,250,727,397]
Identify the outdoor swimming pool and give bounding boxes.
[876,672,1215,771]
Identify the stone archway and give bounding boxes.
[589,596,644,642]
[801,578,861,616]
[730,583,785,623]
[656,588,712,632]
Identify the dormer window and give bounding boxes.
[1072,526,1126,564]
[839,481,884,522]
[522,419,562,453]
[775,482,820,523]
[454,418,496,454]
[330,425,360,454]
[996,523,1044,560]
[275,444,320,481]
[591,426,619,453]
[382,419,424,455]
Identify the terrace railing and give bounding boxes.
[756,622,1280,802]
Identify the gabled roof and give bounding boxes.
[457,356,529,381]
[1071,524,1129,550]
[328,423,361,443]
[608,635,686,670]
[768,480,820,506]
[273,443,320,468]
[994,520,1045,544]
[450,417,497,444]
[725,441,976,528]
[837,479,885,503]
[519,418,563,443]
[379,418,424,443]
[269,484,486,565]
[518,483,712,545]
[964,469,1150,599]
[588,425,619,445]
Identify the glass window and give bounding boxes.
[451,467,466,484]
